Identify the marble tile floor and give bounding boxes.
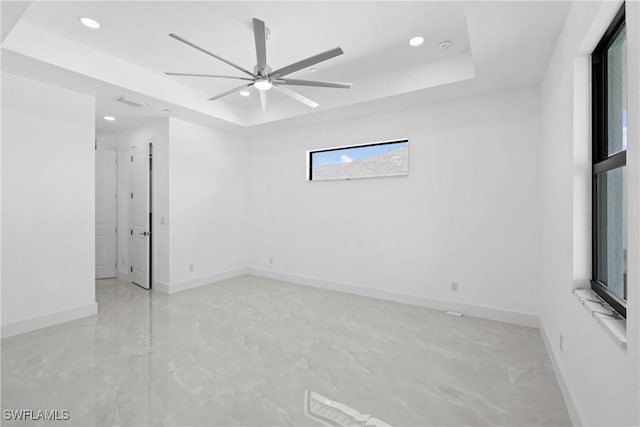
[1,276,572,426]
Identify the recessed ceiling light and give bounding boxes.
[409,36,424,47]
[439,40,453,50]
[240,90,251,97]
[309,67,317,72]
[103,115,115,121]
[79,17,100,29]
[254,79,272,91]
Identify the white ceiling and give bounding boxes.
[1,1,570,135]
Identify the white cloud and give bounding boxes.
[340,154,353,163]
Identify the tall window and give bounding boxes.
[592,4,627,318]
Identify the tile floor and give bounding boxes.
[1,276,571,426]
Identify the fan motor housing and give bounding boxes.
[254,65,272,78]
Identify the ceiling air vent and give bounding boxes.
[117,96,149,108]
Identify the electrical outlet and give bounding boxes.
[559,334,564,352]
[450,282,459,292]
[269,257,273,265]
[189,264,195,272]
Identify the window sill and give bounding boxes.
[572,288,627,349]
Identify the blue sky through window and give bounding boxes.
[311,141,407,169]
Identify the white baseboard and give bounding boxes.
[538,320,583,427]
[247,268,539,327]
[153,268,249,294]
[1,302,98,339]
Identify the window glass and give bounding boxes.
[606,26,627,156]
[309,140,408,181]
[595,166,627,299]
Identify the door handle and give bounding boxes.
[139,231,151,236]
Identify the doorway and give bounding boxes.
[95,142,152,290]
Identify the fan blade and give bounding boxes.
[274,85,319,109]
[277,78,351,89]
[253,18,268,76]
[207,83,254,101]
[269,47,344,78]
[165,72,253,81]
[169,33,257,78]
[259,90,268,112]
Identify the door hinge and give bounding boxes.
[130,192,133,199]
[115,227,117,233]
[130,266,133,273]
[131,155,133,162]
[130,229,133,236]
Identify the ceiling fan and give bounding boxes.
[165,18,352,111]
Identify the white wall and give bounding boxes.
[98,119,170,286]
[167,118,248,291]
[539,1,640,425]
[1,72,97,337]
[247,87,541,323]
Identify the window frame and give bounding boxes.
[307,138,409,181]
[591,3,627,318]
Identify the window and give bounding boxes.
[308,139,408,181]
[591,4,627,318]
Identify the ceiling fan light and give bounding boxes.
[254,79,272,91]
[239,90,251,97]
[409,36,424,47]
[79,17,100,29]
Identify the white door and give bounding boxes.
[131,143,151,289]
[96,150,117,279]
